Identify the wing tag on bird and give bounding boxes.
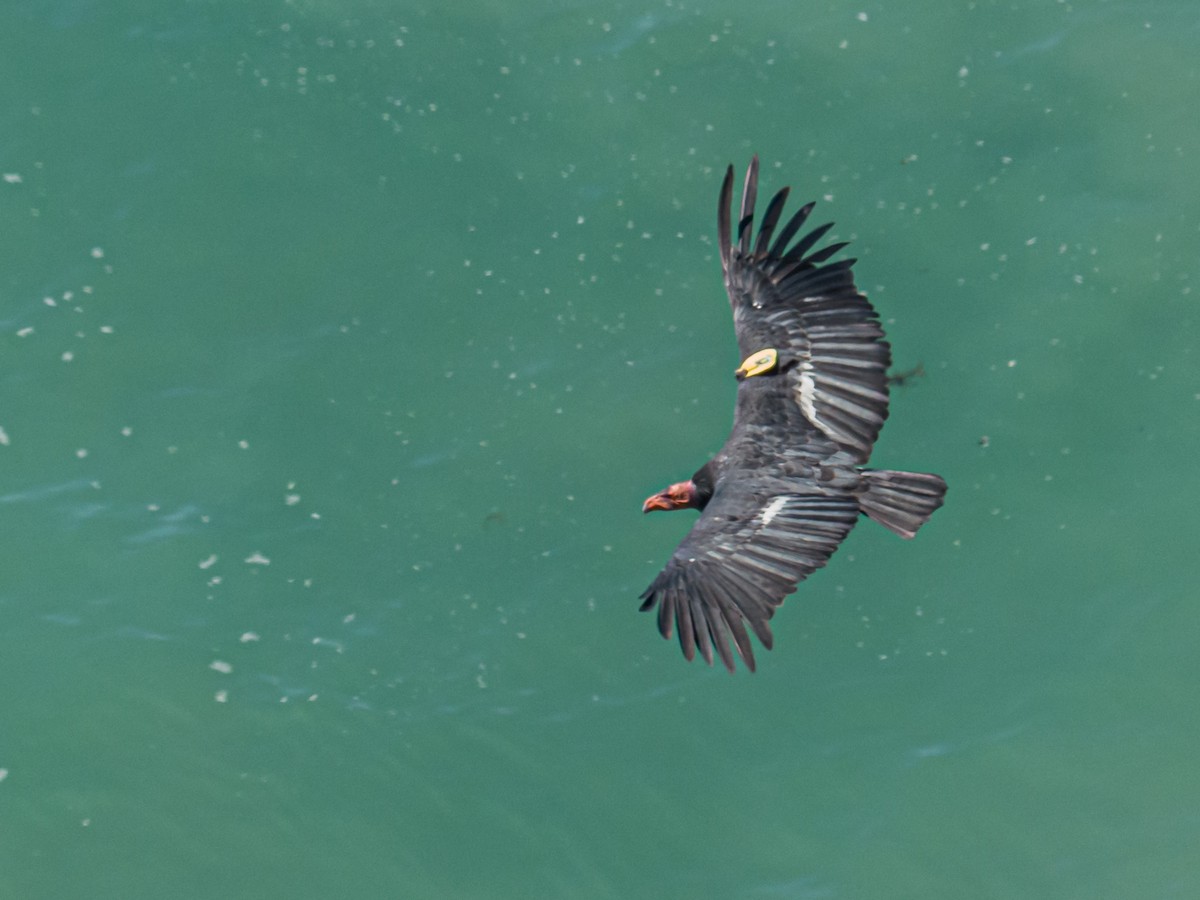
[735,348,778,380]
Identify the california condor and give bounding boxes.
[639,157,947,673]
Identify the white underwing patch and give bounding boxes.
[761,495,788,526]
[797,365,835,440]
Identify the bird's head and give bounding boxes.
[642,480,702,513]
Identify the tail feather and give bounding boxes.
[859,470,947,539]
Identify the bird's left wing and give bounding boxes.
[718,158,891,463]
[639,484,860,672]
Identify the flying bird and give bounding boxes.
[639,157,947,673]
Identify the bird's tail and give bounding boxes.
[859,470,947,539]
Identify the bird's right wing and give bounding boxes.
[639,483,860,672]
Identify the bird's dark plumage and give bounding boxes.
[639,157,947,673]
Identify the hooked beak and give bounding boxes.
[642,490,675,513]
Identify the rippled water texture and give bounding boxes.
[2,2,1197,897]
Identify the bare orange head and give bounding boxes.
[642,480,701,513]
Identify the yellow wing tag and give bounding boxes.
[735,348,778,380]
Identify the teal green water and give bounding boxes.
[3,1,1198,897]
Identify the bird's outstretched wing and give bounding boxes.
[639,485,860,672]
[718,157,891,464]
